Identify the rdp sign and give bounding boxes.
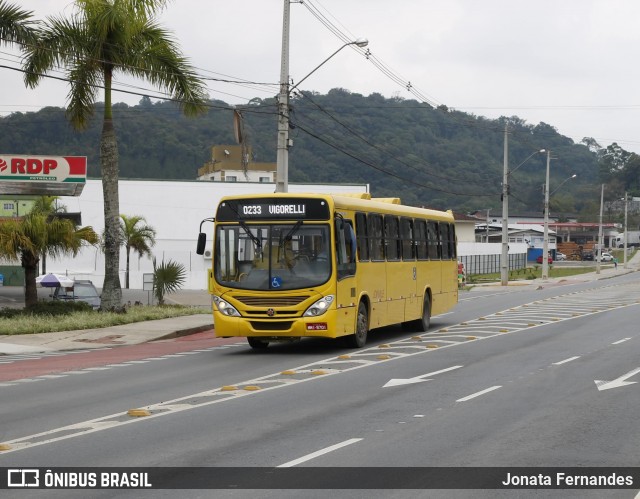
[0,155,87,183]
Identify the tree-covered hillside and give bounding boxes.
[0,89,626,217]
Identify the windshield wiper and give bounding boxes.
[238,220,262,253]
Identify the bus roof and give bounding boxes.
[217,192,454,223]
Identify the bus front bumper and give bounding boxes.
[213,309,340,339]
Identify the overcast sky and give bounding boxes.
[4,0,640,154]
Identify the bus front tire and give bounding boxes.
[247,337,269,349]
[345,301,368,348]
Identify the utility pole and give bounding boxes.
[542,150,551,280]
[501,125,509,285]
[596,184,604,274]
[624,191,628,268]
[275,0,291,193]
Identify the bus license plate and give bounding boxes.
[306,323,327,331]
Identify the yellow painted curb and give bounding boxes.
[378,344,391,349]
[243,385,261,391]
[426,344,439,349]
[439,329,448,332]
[127,409,151,417]
[0,444,11,451]
[499,329,509,333]
[466,336,477,340]
[280,370,296,375]
[411,336,422,341]
[337,355,351,359]
[311,370,327,375]
[377,355,391,360]
[220,385,238,391]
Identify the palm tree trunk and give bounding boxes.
[22,254,39,308]
[100,116,122,309]
[125,246,130,289]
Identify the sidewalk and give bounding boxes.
[0,288,213,356]
[467,260,638,290]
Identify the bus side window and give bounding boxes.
[368,214,384,261]
[449,223,457,259]
[355,212,369,261]
[384,215,400,261]
[415,220,428,260]
[427,221,440,259]
[441,223,451,259]
[336,218,356,279]
[400,217,415,260]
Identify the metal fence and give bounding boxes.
[459,253,527,275]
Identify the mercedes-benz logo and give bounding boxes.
[266,308,275,317]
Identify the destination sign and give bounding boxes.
[217,198,331,221]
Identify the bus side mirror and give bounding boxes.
[196,233,207,255]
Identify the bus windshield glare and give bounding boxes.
[215,223,331,291]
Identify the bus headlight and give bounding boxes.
[213,295,241,317]
[303,295,334,317]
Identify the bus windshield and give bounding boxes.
[215,223,331,291]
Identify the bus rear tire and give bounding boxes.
[418,295,431,332]
[345,301,368,348]
[247,337,269,349]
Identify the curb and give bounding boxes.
[155,323,214,341]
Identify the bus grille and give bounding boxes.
[236,296,310,307]
[250,321,294,331]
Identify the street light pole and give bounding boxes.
[501,126,509,285]
[624,191,628,269]
[596,184,604,274]
[500,134,545,286]
[275,1,368,193]
[275,0,291,194]
[542,151,551,280]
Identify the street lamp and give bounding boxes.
[542,166,576,280]
[275,1,368,193]
[501,142,546,285]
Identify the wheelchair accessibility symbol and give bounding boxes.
[271,277,282,288]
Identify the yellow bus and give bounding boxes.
[196,193,458,349]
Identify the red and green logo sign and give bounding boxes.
[0,155,87,183]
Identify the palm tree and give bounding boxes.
[152,256,185,305]
[119,214,156,289]
[32,195,68,275]
[22,0,208,309]
[0,212,98,307]
[0,1,37,47]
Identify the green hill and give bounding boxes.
[0,90,603,216]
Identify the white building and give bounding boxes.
[44,179,369,290]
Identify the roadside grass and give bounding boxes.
[466,264,610,285]
[0,305,209,336]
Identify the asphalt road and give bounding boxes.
[1,273,640,499]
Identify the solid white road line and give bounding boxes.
[277,438,363,468]
[456,386,502,402]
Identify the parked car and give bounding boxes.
[536,255,553,264]
[582,252,594,261]
[52,280,101,310]
[555,252,566,261]
[600,252,614,262]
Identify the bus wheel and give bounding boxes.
[247,337,269,349]
[418,295,431,332]
[345,301,368,348]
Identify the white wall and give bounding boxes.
[458,242,529,256]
